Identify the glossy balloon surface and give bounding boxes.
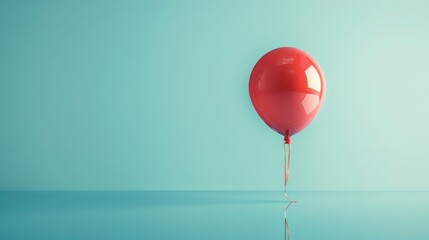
[249,47,325,137]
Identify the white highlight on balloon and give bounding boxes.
[301,94,319,114]
[305,65,321,92]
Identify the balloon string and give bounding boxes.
[284,142,294,202]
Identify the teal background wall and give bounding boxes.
[1,0,428,190]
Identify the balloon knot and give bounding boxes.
[284,131,292,144]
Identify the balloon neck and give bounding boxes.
[284,131,292,144]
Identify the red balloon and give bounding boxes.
[249,47,325,143]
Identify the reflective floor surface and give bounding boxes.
[1,191,428,239]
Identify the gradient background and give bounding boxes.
[1,0,428,191]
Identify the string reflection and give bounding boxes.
[284,201,295,240]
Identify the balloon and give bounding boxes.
[249,47,325,143]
